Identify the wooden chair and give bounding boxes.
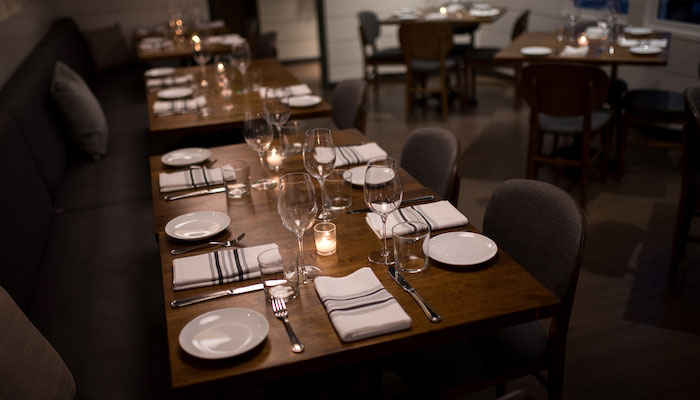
[669,87,700,285]
[521,64,613,208]
[399,22,463,121]
[331,79,368,133]
[357,11,404,85]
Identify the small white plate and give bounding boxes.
[345,165,368,186]
[157,87,193,100]
[161,147,211,167]
[520,46,552,56]
[630,46,662,55]
[426,231,497,266]
[145,67,176,78]
[283,95,322,108]
[179,308,269,360]
[472,3,492,10]
[624,26,653,36]
[469,8,500,17]
[165,211,230,241]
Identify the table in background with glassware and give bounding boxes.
[380,4,505,26]
[147,128,560,393]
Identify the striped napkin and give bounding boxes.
[334,143,387,167]
[159,166,227,192]
[146,74,194,90]
[365,200,469,239]
[173,243,278,290]
[618,38,668,48]
[315,267,412,342]
[258,84,312,98]
[153,96,207,116]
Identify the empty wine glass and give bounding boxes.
[278,172,321,283]
[263,87,291,143]
[231,40,252,92]
[244,111,277,190]
[191,33,211,87]
[364,157,403,265]
[303,128,338,221]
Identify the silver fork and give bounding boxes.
[170,232,245,255]
[271,297,304,353]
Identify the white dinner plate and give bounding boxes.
[426,231,498,266]
[179,308,269,360]
[630,46,662,55]
[283,95,322,108]
[472,3,492,10]
[520,46,553,56]
[624,26,653,36]
[345,165,368,186]
[144,67,176,78]
[165,211,230,241]
[469,8,500,17]
[157,87,193,100]
[161,147,211,167]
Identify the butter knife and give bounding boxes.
[387,265,441,323]
[164,186,225,201]
[346,195,435,215]
[170,283,264,308]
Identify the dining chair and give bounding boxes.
[400,127,460,205]
[0,285,76,399]
[521,63,613,208]
[331,79,368,133]
[399,22,464,121]
[357,11,404,87]
[668,87,700,285]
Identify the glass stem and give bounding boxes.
[319,177,327,213]
[258,152,268,180]
[381,214,389,258]
[296,235,305,280]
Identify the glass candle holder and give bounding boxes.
[314,222,336,256]
[265,146,284,171]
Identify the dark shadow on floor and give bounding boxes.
[583,221,645,277]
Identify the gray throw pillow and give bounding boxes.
[50,61,109,161]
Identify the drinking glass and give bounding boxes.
[278,172,321,283]
[263,87,291,143]
[243,111,277,190]
[364,157,403,265]
[231,41,252,92]
[303,128,337,221]
[191,34,211,87]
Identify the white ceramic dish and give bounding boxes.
[283,95,322,108]
[472,3,492,10]
[624,26,653,36]
[630,46,662,55]
[520,46,552,56]
[426,231,497,266]
[157,87,193,100]
[165,211,230,241]
[161,147,211,167]
[145,67,176,78]
[469,8,499,17]
[179,308,269,360]
[345,165,368,186]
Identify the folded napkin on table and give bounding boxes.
[173,243,277,290]
[146,74,194,89]
[153,96,207,116]
[138,37,170,51]
[424,12,447,20]
[207,34,246,47]
[469,8,500,17]
[618,38,668,48]
[366,200,469,239]
[258,84,312,98]
[559,45,589,57]
[159,165,227,192]
[315,267,412,342]
[334,142,388,167]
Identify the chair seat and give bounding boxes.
[470,321,549,376]
[539,110,612,135]
[410,57,458,72]
[367,47,403,63]
[623,89,685,118]
[466,47,500,62]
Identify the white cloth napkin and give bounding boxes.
[146,74,194,89]
[159,165,227,192]
[469,8,500,17]
[258,84,312,98]
[153,96,207,116]
[618,37,668,48]
[138,37,170,51]
[207,34,246,47]
[365,200,469,239]
[315,267,412,342]
[424,12,447,20]
[173,243,277,290]
[334,143,388,167]
[559,45,589,57]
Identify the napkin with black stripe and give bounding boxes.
[365,200,469,239]
[334,142,387,167]
[159,166,228,192]
[315,267,411,342]
[146,74,194,90]
[153,96,207,116]
[172,243,277,290]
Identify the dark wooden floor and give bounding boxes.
[287,61,700,399]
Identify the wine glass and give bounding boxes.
[243,111,277,190]
[364,157,403,265]
[191,33,211,87]
[303,128,338,221]
[263,87,291,143]
[278,172,321,283]
[231,41,252,92]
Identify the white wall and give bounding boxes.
[259,0,319,61]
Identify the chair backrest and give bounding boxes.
[358,11,380,46]
[684,87,700,174]
[0,285,76,399]
[332,79,368,132]
[511,9,530,41]
[521,64,609,118]
[399,22,454,61]
[401,127,460,201]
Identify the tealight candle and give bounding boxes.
[578,33,588,46]
[439,6,447,14]
[265,146,284,171]
[314,222,337,256]
[216,62,225,73]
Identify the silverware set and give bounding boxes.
[271,297,304,353]
[170,232,245,255]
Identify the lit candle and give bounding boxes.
[316,236,336,255]
[216,62,225,73]
[314,222,337,256]
[266,147,283,170]
[439,6,447,14]
[578,33,588,46]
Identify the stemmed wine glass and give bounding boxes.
[364,157,403,265]
[303,128,338,221]
[191,33,211,87]
[231,41,252,93]
[243,111,277,190]
[278,172,321,283]
[263,87,291,143]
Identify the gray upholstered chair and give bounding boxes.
[0,285,76,399]
[400,127,460,205]
[332,79,368,133]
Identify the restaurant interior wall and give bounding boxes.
[259,0,320,61]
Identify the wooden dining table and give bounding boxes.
[380,8,505,26]
[146,58,332,135]
[136,38,233,62]
[149,129,560,394]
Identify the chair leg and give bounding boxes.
[602,125,611,183]
[669,183,693,285]
[526,125,539,179]
[405,71,413,121]
[441,68,448,121]
[580,134,591,209]
[617,115,630,180]
[513,65,523,110]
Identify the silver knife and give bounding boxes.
[387,265,441,323]
[164,186,225,201]
[170,283,264,308]
[346,195,435,215]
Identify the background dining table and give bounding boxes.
[149,128,560,393]
[380,8,505,26]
